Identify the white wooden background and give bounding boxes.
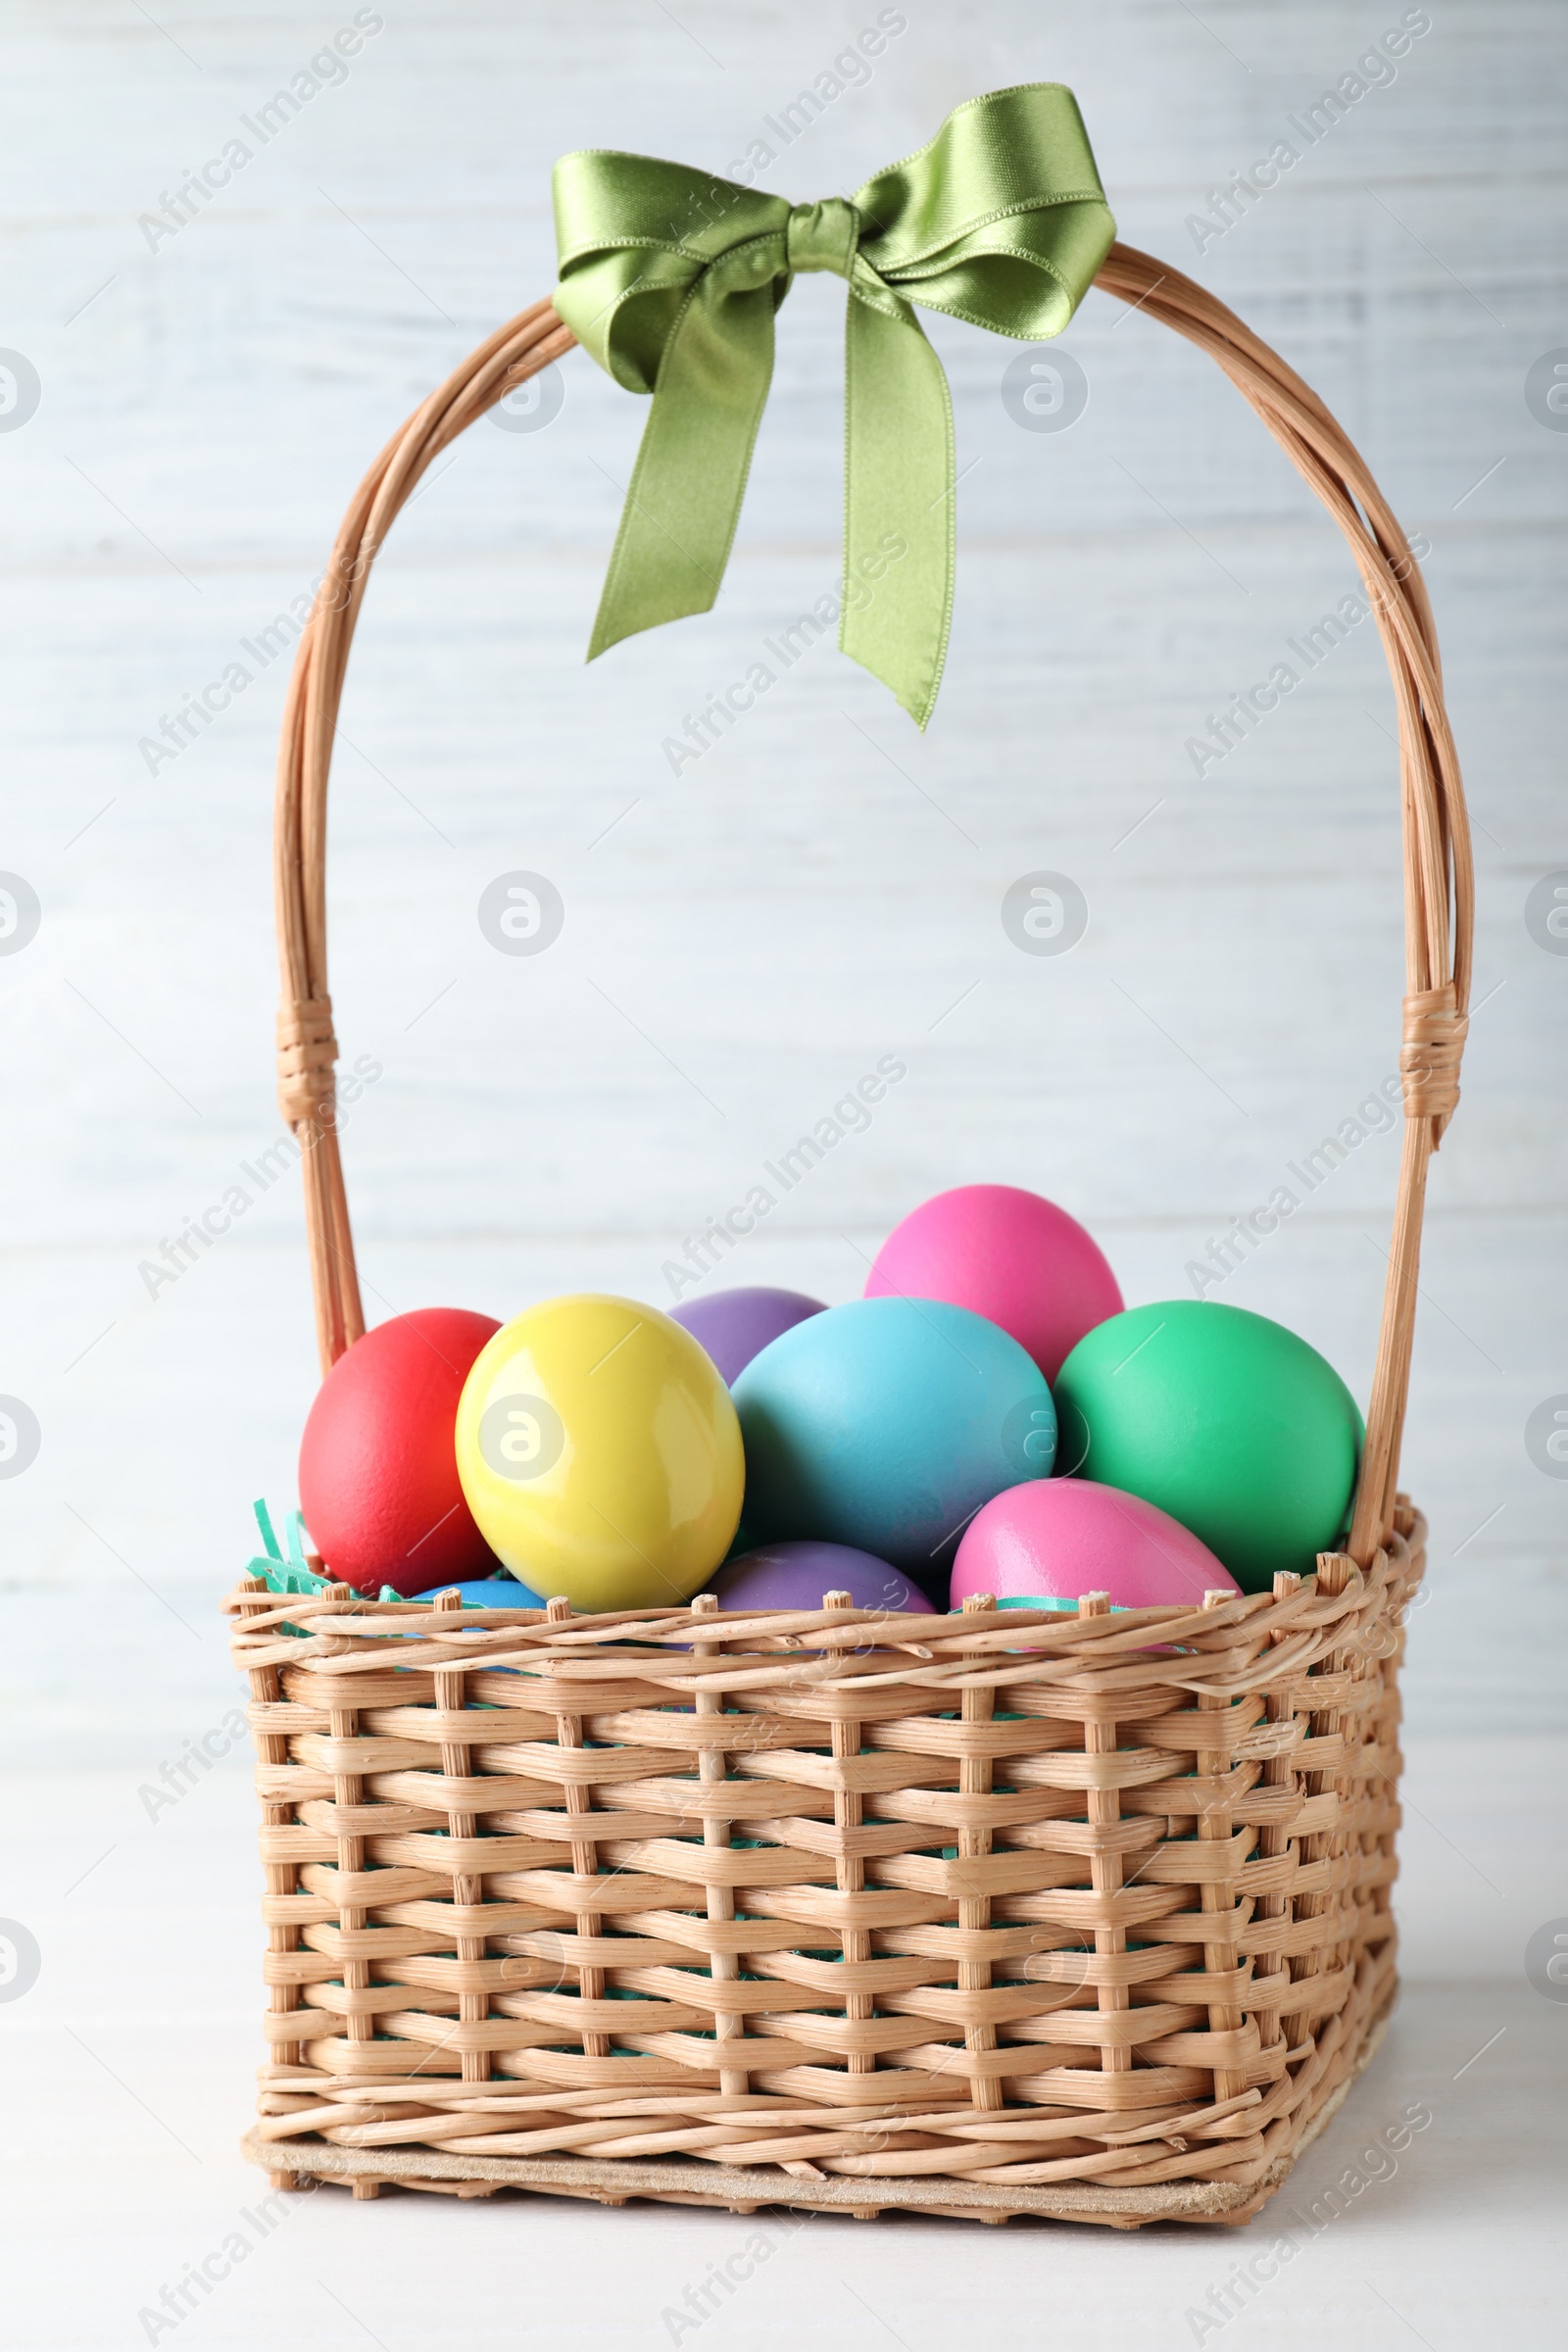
[1,4,1564,2344]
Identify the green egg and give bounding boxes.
[1052,1301,1363,1592]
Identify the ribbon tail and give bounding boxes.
[586,279,778,662]
[840,290,956,730]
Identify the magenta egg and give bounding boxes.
[864,1185,1121,1381]
[951,1479,1239,1611]
[713,1541,935,1615]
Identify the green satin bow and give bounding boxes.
[552,84,1115,729]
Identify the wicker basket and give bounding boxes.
[226,241,1471,2229]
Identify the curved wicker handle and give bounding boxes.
[272,248,1472,1569]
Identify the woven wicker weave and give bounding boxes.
[226,242,1470,2226]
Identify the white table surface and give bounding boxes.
[1,3,1564,2342]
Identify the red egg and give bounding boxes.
[298,1307,501,1594]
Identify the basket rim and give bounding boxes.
[226,1508,1420,1698]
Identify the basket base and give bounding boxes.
[243,1988,1394,2231]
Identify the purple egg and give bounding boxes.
[712,1540,936,1615]
[669,1286,826,1388]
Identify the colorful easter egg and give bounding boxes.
[669,1286,826,1386]
[864,1184,1122,1381]
[408,1576,547,1608]
[1053,1300,1363,1592]
[732,1297,1055,1588]
[454,1295,744,1611]
[298,1306,501,1595]
[713,1540,935,1615]
[951,1478,1238,1610]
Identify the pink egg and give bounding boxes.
[864,1185,1122,1381]
[951,1478,1240,1611]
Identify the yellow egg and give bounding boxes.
[454,1294,744,1610]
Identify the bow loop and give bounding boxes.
[552,84,1114,725]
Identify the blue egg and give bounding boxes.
[732,1297,1055,1573]
[409,1575,546,1608]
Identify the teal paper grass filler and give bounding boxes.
[245,1499,403,1604]
[997,1595,1127,1613]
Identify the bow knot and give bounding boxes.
[553,85,1115,726]
[786,196,858,279]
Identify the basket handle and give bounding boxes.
[272,248,1471,1570]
